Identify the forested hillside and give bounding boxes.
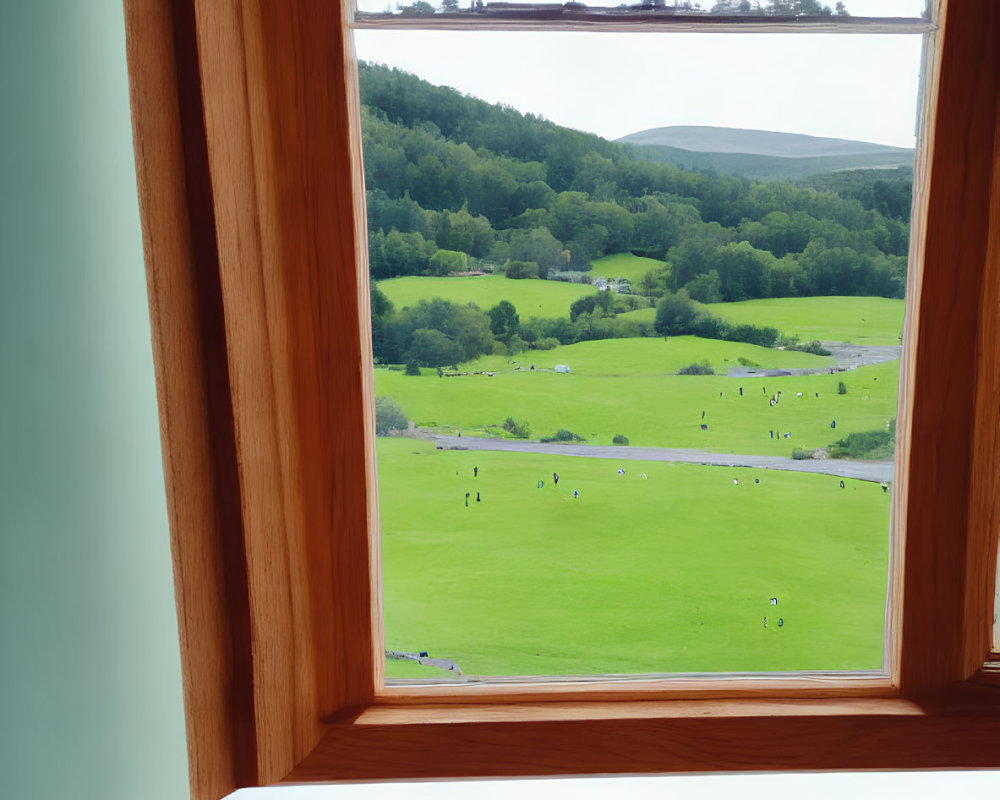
[360,61,910,303]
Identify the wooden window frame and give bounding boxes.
[122,1,1000,798]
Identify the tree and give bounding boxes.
[396,1,436,15]
[504,260,539,280]
[487,300,520,342]
[406,328,464,369]
[426,248,468,276]
[374,396,409,435]
[684,270,722,303]
[713,241,774,301]
[370,282,395,362]
[654,290,699,336]
[569,295,596,322]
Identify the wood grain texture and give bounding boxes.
[966,82,1000,674]
[191,0,378,785]
[124,0,1000,793]
[885,0,942,689]
[379,674,892,705]
[123,1,257,797]
[286,698,1000,781]
[897,0,1000,693]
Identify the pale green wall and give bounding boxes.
[0,2,189,797]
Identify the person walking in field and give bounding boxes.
[474,466,478,478]
[465,492,470,507]
[573,490,579,499]
[476,492,480,502]
[553,472,559,486]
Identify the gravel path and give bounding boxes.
[727,341,902,377]
[431,435,894,483]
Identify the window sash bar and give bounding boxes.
[351,10,933,33]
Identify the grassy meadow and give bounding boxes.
[618,296,905,345]
[589,252,664,284]
[375,339,898,455]
[374,279,901,679]
[377,274,596,319]
[705,296,905,345]
[380,438,889,677]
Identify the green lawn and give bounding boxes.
[589,253,664,284]
[617,306,657,325]
[377,275,597,320]
[705,297,905,345]
[619,296,904,345]
[379,438,889,678]
[375,337,898,455]
[456,336,830,377]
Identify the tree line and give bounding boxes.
[360,62,910,302]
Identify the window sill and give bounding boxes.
[287,683,1000,782]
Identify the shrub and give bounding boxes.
[507,334,528,354]
[374,396,409,435]
[737,356,760,367]
[725,323,779,348]
[677,361,715,376]
[534,337,560,350]
[791,447,813,460]
[540,428,585,443]
[504,260,540,280]
[797,339,832,356]
[688,313,730,340]
[838,380,848,395]
[779,336,831,356]
[829,428,895,460]
[502,417,531,439]
[612,434,629,446]
[404,361,421,376]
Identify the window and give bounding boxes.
[122,1,1000,798]
[357,21,920,683]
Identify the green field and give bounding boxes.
[589,253,664,284]
[376,292,900,680]
[447,336,830,377]
[705,297,905,345]
[380,438,889,677]
[617,306,657,325]
[376,337,897,455]
[377,275,596,319]
[618,296,904,345]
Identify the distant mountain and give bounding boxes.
[617,126,914,180]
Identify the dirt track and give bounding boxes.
[430,435,894,483]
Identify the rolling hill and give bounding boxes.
[618,125,914,180]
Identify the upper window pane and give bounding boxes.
[358,27,922,682]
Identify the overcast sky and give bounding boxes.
[354,0,925,147]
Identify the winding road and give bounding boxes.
[427,341,899,484]
[429,438,894,483]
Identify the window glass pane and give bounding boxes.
[358,28,921,681]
